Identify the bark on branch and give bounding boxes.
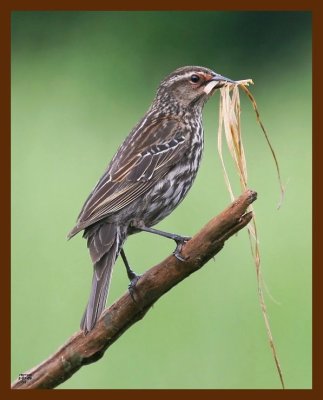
[12,189,257,389]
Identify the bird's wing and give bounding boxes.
[68,117,190,237]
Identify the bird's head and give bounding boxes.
[155,66,235,111]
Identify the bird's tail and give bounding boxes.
[81,223,123,333]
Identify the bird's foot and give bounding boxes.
[130,223,191,261]
[173,235,191,261]
[128,274,141,303]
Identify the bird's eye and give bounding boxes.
[190,74,200,83]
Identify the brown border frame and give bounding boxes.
[2,1,318,398]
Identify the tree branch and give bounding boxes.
[12,189,257,389]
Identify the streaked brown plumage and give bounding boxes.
[68,66,235,332]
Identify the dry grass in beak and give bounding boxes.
[217,79,285,389]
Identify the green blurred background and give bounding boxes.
[11,11,311,389]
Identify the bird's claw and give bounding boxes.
[173,236,191,261]
[128,274,141,303]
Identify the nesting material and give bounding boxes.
[217,79,285,389]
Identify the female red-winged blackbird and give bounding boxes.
[68,66,235,332]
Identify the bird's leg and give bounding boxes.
[131,221,191,261]
[120,249,141,302]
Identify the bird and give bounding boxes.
[68,66,235,333]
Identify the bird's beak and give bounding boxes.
[203,74,236,95]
